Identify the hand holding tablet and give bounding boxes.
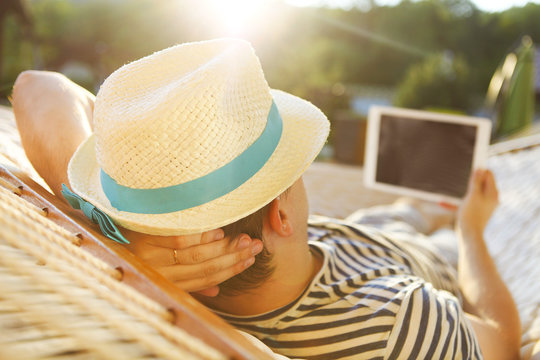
[364,106,492,205]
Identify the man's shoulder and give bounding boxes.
[307,215,374,240]
[307,215,398,253]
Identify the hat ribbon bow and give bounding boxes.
[61,184,129,244]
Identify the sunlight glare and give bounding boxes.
[207,0,266,36]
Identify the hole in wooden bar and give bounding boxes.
[31,204,48,217]
[70,233,83,247]
[36,259,46,266]
[113,266,124,281]
[0,177,22,195]
[165,308,177,324]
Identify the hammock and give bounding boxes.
[1,104,539,359]
[0,105,273,359]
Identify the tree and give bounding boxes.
[0,0,34,98]
[394,52,473,112]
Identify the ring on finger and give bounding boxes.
[172,249,179,264]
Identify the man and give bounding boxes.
[12,39,520,359]
[12,68,264,298]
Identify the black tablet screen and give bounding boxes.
[376,114,477,198]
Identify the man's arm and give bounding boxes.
[458,170,521,360]
[12,70,94,198]
[11,71,262,296]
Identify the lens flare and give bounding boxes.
[206,0,266,36]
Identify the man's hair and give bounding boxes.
[218,188,291,296]
[219,203,275,296]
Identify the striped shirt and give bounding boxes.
[220,218,482,359]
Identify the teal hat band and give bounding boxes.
[100,100,283,214]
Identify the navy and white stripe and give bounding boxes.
[220,219,482,359]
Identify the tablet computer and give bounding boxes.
[364,106,492,205]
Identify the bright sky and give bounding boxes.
[286,0,540,12]
[201,0,539,38]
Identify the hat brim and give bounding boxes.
[68,89,329,235]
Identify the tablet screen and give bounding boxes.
[377,114,476,197]
[364,107,491,204]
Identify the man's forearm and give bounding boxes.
[12,71,94,197]
[458,228,521,359]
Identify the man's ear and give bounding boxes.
[266,197,294,237]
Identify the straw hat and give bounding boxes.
[68,38,329,236]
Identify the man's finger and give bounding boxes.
[439,202,459,211]
[193,286,220,297]
[484,170,499,200]
[158,242,262,283]
[174,256,256,293]
[469,169,486,194]
[200,229,225,244]
[144,229,225,249]
[173,236,249,265]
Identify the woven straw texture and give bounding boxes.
[0,185,225,360]
[68,40,330,236]
[94,39,271,189]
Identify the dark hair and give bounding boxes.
[219,202,275,296]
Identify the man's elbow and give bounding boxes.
[13,71,46,109]
[13,70,68,101]
[14,70,49,96]
[505,334,522,360]
[12,71,69,124]
[467,313,521,360]
[490,323,521,360]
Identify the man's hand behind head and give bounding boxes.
[124,228,263,296]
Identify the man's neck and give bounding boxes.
[199,240,322,316]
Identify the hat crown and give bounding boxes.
[93,39,272,189]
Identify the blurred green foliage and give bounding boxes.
[395,53,472,111]
[494,37,535,138]
[1,0,539,119]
